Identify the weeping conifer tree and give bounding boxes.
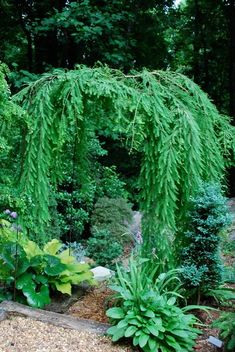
[13,65,235,262]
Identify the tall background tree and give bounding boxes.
[167,0,235,193]
[168,1,233,115]
[0,0,174,72]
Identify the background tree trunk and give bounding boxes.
[228,0,235,122]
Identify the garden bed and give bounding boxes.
[68,284,222,352]
[0,298,220,352]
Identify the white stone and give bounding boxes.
[208,336,223,348]
[91,266,113,281]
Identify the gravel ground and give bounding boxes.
[0,316,133,352]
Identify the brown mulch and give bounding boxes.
[194,310,221,352]
[68,283,114,324]
[68,284,227,352]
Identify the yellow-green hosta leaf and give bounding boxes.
[43,239,62,255]
[58,249,75,264]
[59,274,73,283]
[0,220,28,245]
[60,271,94,285]
[55,281,72,295]
[23,240,42,259]
[0,219,11,227]
[71,271,94,285]
[66,262,90,273]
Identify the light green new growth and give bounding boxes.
[13,65,235,256]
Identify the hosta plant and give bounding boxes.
[0,223,95,308]
[106,257,201,352]
[23,238,95,295]
[0,241,51,307]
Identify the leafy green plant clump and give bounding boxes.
[91,197,133,244]
[106,257,201,352]
[213,312,235,351]
[181,182,232,302]
[86,228,123,268]
[0,219,94,308]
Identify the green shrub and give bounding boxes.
[180,182,232,302]
[0,219,94,308]
[221,237,235,256]
[106,257,201,352]
[91,197,133,244]
[96,166,128,199]
[55,181,94,241]
[51,165,128,242]
[213,312,235,351]
[86,228,123,268]
[60,241,86,263]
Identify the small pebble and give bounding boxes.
[0,317,131,352]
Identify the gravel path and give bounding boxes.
[0,316,133,352]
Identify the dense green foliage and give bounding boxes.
[106,257,201,351]
[213,312,235,351]
[86,228,123,268]
[0,218,94,307]
[52,151,127,241]
[181,183,232,302]
[91,197,133,244]
[1,1,235,279]
[0,0,174,73]
[168,1,234,115]
[5,66,232,258]
[0,64,23,192]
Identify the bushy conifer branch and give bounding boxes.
[12,66,234,249]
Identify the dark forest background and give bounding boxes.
[1,0,234,194]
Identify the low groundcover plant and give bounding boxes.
[213,312,235,351]
[106,257,201,352]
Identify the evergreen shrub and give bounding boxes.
[86,228,123,268]
[7,66,234,251]
[90,197,133,244]
[181,183,232,301]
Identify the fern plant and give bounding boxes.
[213,312,235,351]
[6,65,234,255]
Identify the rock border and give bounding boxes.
[0,301,110,334]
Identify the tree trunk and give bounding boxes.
[14,0,33,71]
[193,0,201,84]
[228,0,235,122]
